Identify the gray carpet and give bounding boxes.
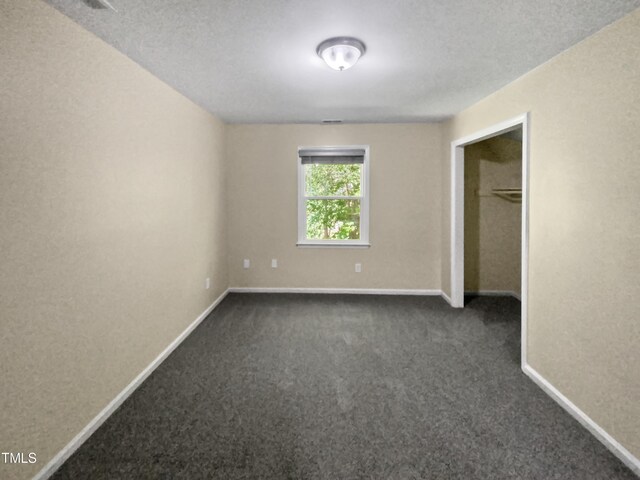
[52,293,635,479]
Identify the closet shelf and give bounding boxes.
[476,188,522,202]
[492,188,522,202]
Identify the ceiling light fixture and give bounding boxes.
[317,37,366,71]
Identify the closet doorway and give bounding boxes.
[450,113,529,368]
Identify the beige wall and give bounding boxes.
[0,1,227,479]
[464,135,522,294]
[442,8,640,459]
[226,124,443,290]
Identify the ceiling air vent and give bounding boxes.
[82,0,118,11]
[322,119,343,124]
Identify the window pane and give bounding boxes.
[306,199,360,240]
[305,163,362,197]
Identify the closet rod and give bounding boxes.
[475,188,522,202]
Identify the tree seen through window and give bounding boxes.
[304,163,362,240]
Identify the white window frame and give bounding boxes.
[297,145,370,248]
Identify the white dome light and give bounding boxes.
[317,37,366,71]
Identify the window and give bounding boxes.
[297,146,370,247]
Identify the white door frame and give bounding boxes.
[450,112,530,368]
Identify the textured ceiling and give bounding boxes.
[44,0,640,123]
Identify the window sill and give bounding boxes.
[296,242,371,249]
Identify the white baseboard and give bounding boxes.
[523,364,640,476]
[33,289,230,480]
[441,290,453,306]
[228,287,443,296]
[465,290,521,300]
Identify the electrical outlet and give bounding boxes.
[271,259,278,268]
[205,277,210,289]
[355,263,362,273]
[243,259,250,269]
